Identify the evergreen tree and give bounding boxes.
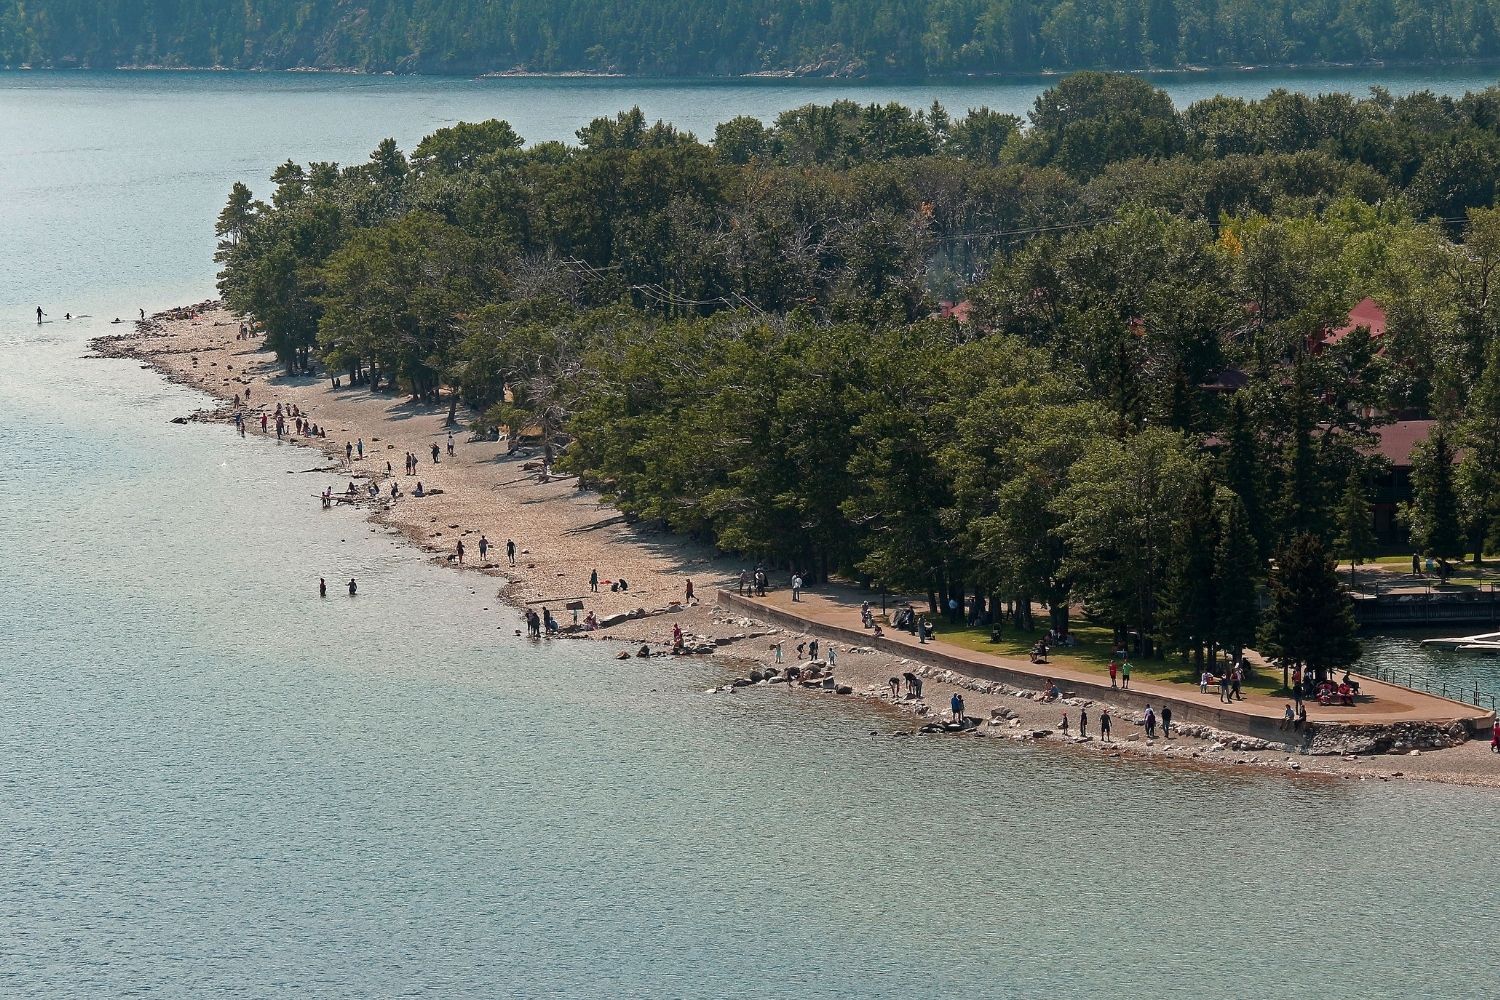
[1220,394,1270,561]
[1158,469,1219,666]
[1335,465,1376,587]
[1259,533,1361,689]
[1212,490,1261,666]
[1403,424,1464,565]
[1457,338,1500,562]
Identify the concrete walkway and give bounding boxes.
[721,585,1495,737]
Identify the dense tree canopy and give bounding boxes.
[8,0,1500,75]
[215,74,1500,663]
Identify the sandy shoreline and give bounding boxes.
[90,302,1500,789]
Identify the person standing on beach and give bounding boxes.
[139,307,145,321]
[1161,704,1172,737]
[1143,705,1156,738]
[479,535,489,561]
[589,569,598,592]
[431,443,440,463]
[456,539,465,565]
[447,432,455,456]
[809,638,820,660]
[1100,708,1112,741]
[506,539,516,566]
[347,578,357,596]
[357,439,364,460]
[1079,707,1088,738]
[319,577,326,598]
[827,645,836,667]
[951,692,964,723]
[345,441,353,462]
[685,579,694,605]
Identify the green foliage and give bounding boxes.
[1403,424,1465,559]
[208,75,1500,617]
[12,1,1500,76]
[1259,533,1361,683]
[1336,466,1377,573]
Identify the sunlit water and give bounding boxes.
[2,70,1499,998]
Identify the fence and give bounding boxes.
[1360,665,1500,713]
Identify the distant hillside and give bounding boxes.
[4,0,1500,76]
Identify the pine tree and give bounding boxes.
[1458,338,1500,562]
[1213,489,1261,667]
[1335,465,1375,588]
[1279,362,1326,545]
[1259,533,1361,689]
[1403,424,1464,566]
[1220,394,1270,561]
[1159,469,1218,666]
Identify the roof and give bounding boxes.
[1325,297,1387,347]
[1371,419,1437,468]
[938,300,972,323]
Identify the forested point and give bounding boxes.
[215,72,1500,669]
[6,0,1500,75]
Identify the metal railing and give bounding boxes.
[1360,666,1499,712]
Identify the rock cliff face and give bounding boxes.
[1307,720,1471,756]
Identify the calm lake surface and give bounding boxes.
[2,70,1499,998]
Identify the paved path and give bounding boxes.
[732,585,1494,730]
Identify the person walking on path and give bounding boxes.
[1100,708,1112,742]
[506,539,516,566]
[319,577,326,598]
[1120,659,1132,690]
[1219,673,1232,704]
[1108,659,1118,689]
[1144,705,1156,738]
[1231,664,1244,701]
[951,692,965,723]
[1079,707,1088,738]
[456,540,465,565]
[1161,704,1173,737]
[791,574,803,602]
[590,569,599,592]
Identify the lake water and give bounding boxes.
[2,70,1499,998]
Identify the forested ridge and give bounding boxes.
[6,0,1500,75]
[215,73,1500,670]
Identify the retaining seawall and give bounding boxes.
[718,590,1495,751]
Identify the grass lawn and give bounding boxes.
[924,618,1284,695]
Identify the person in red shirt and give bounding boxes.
[1108,660,1119,689]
